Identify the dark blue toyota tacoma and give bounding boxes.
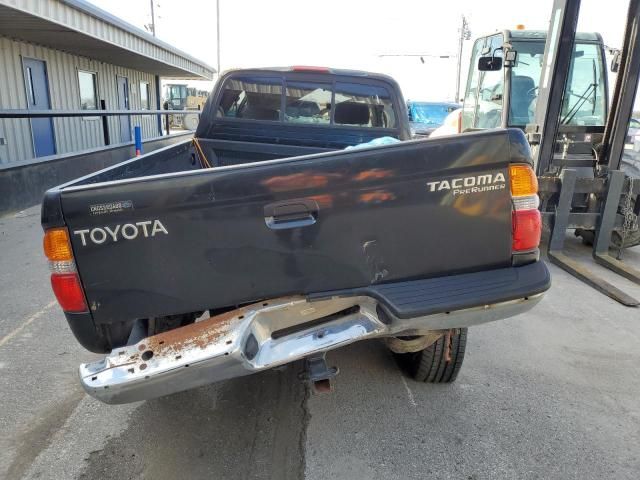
[41,67,550,403]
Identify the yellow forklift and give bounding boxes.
[163,83,209,131]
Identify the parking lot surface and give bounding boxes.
[1,206,639,479]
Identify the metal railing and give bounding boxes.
[0,104,202,146]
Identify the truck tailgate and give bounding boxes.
[60,129,529,324]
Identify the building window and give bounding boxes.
[140,82,150,109]
[78,71,98,110]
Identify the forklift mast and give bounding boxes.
[600,0,640,172]
[462,0,640,305]
[525,0,582,173]
[531,0,640,306]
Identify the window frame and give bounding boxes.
[76,69,99,121]
[462,33,506,130]
[139,81,151,110]
[475,34,505,129]
[461,38,484,131]
[560,42,607,127]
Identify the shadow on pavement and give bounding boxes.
[80,362,308,480]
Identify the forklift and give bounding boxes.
[163,83,209,131]
[461,0,640,305]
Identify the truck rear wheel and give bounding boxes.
[396,328,467,383]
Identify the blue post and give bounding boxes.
[134,125,142,156]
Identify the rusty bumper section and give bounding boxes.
[80,293,543,404]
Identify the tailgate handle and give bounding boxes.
[264,199,319,229]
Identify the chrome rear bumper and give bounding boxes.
[80,292,543,404]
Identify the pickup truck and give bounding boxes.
[41,67,551,404]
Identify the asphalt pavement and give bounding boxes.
[1,205,639,480]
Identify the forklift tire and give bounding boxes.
[575,196,640,249]
[612,229,640,249]
[575,227,640,249]
[574,228,595,246]
[395,328,467,383]
[183,113,199,131]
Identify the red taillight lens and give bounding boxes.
[512,209,542,251]
[51,273,88,313]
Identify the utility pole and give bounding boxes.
[455,15,471,102]
[216,0,221,76]
[148,0,156,36]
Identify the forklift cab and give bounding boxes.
[165,84,188,110]
[461,30,609,158]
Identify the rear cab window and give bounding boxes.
[216,72,398,129]
[285,82,332,124]
[217,76,283,121]
[334,82,396,128]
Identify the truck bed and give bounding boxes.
[67,138,334,186]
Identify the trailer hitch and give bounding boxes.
[300,353,339,394]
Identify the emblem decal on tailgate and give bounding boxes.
[426,173,506,196]
[89,200,133,216]
[73,220,168,246]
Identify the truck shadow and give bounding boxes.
[80,362,308,480]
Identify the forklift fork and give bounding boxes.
[592,170,640,286]
[547,169,639,307]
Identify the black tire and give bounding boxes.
[612,228,640,249]
[575,196,640,249]
[396,328,467,383]
[575,227,640,249]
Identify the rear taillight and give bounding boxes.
[51,273,87,312]
[512,210,542,250]
[509,164,541,252]
[43,228,88,313]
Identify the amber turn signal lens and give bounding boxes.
[43,228,73,261]
[509,164,538,197]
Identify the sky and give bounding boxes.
[89,0,631,102]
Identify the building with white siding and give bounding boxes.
[0,0,214,166]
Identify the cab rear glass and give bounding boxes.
[216,74,397,129]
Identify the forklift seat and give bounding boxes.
[335,102,370,125]
[510,75,536,125]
